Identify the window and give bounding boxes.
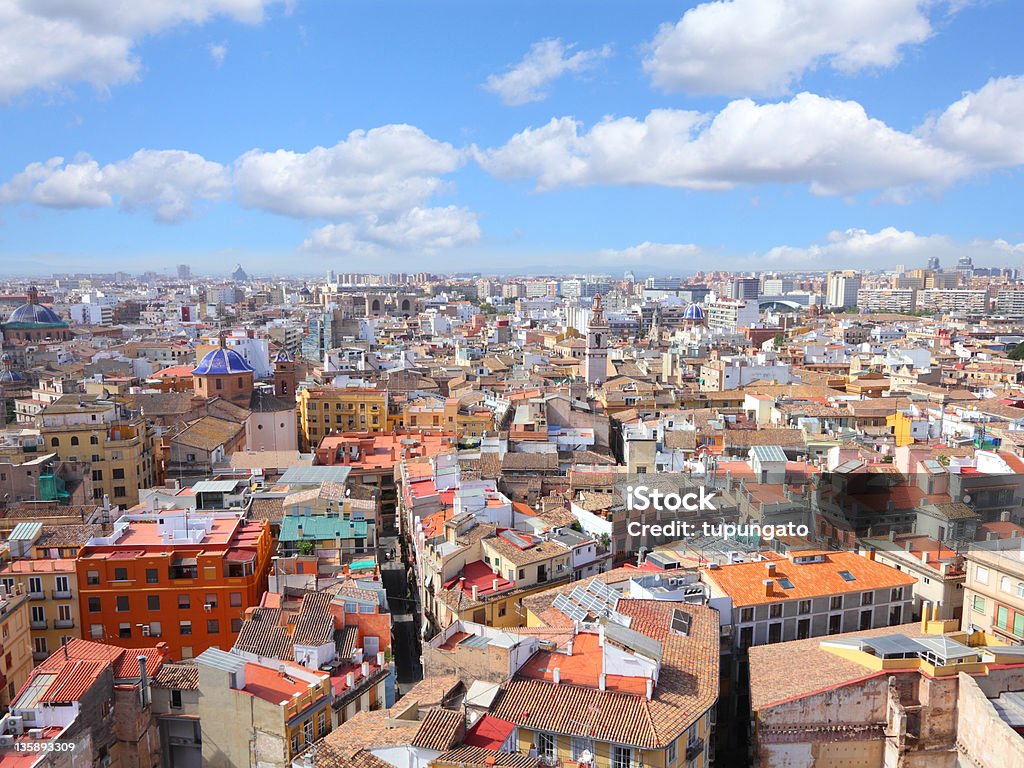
[180,620,192,636]
[977,566,990,585]
[116,596,129,612]
[50,437,59,447]
[830,596,843,611]
[114,486,127,498]
[146,568,159,584]
[207,619,220,634]
[170,689,183,709]
[88,597,101,612]
[769,603,782,619]
[55,576,69,593]
[205,593,218,608]
[861,591,874,606]
[739,607,754,623]
[31,606,45,624]
[58,605,71,622]
[828,614,843,635]
[92,470,103,482]
[178,594,191,609]
[148,595,160,611]
[798,600,812,615]
[70,436,79,446]
[860,609,873,631]
[768,622,782,643]
[612,745,634,768]
[536,733,557,761]
[33,637,48,655]
[318,710,328,737]
[1018,583,1024,599]
[890,587,904,602]
[797,617,811,639]
[230,592,243,607]
[571,737,595,762]
[215,378,223,390]
[231,618,242,633]
[28,577,42,594]
[91,624,104,639]
[838,570,856,582]
[112,468,125,480]
[997,605,1010,630]
[114,568,128,581]
[90,435,98,445]
[119,623,132,638]
[973,595,986,612]
[666,738,677,766]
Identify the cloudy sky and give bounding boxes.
[0,0,1022,276]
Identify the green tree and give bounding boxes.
[1008,343,1024,361]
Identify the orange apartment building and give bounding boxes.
[76,508,272,661]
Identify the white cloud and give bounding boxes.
[0,150,231,222]
[0,1,282,100]
[926,75,1024,167]
[600,228,1024,271]
[209,42,228,66]
[644,0,951,96]
[303,206,480,254]
[234,124,466,218]
[484,38,611,106]
[478,93,967,196]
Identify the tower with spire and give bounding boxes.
[584,294,609,385]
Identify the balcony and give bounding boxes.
[685,737,705,762]
[55,618,75,629]
[30,619,48,630]
[52,589,72,600]
[28,591,45,601]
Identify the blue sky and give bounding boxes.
[0,0,1022,276]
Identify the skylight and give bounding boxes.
[838,570,856,582]
[777,578,795,589]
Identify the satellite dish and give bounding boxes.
[963,495,972,504]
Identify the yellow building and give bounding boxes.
[403,396,493,443]
[0,583,33,708]
[0,558,80,666]
[39,395,159,507]
[298,387,389,451]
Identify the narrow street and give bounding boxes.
[378,534,423,692]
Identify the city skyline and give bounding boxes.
[1,1,1022,274]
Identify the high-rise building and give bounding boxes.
[926,256,941,271]
[729,276,760,301]
[826,271,862,309]
[176,264,191,279]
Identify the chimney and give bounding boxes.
[552,668,560,684]
[138,655,150,708]
[598,674,606,691]
[346,673,354,687]
[1001,511,1011,522]
[931,602,940,622]
[472,585,479,601]
[1014,529,1021,539]
[493,579,500,591]
[987,532,999,541]
[888,530,896,542]
[765,562,776,574]
[921,601,930,631]
[645,678,654,700]
[921,551,929,564]
[361,661,370,677]
[904,541,913,551]
[763,579,773,597]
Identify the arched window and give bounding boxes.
[50,437,59,447]
[90,435,98,445]
[70,436,79,446]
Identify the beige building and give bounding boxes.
[860,533,966,622]
[39,395,159,508]
[0,556,80,666]
[962,538,1024,644]
[0,582,32,708]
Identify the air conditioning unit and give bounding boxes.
[141,626,151,637]
[0,735,14,747]
[203,604,213,612]
[28,729,44,740]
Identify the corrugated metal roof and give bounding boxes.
[748,445,788,464]
[191,480,243,493]
[604,623,663,664]
[196,647,246,673]
[279,465,352,486]
[8,521,43,541]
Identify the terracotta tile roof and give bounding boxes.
[153,662,200,690]
[701,551,916,607]
[292,593,336,647]
[412,708,464,750]
[433,746,537,768]
[234,607,293,659]
[491,600,719,749]
[170,415,244,452]
[749,622,926,710]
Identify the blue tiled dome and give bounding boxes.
[0,354,23,383]
[684,302,705,320]
[8,302,64,325]
[193,347,255,376]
